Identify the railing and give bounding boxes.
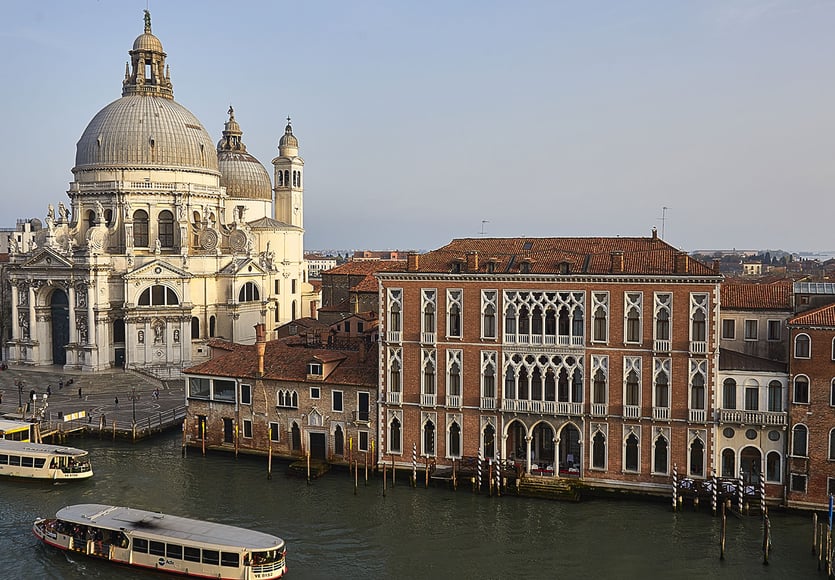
[420,393,436,407]
[387,391,402,405]
[388,331,401,343]
[689,409,707,423]
[446,394,462,408]
[502,399,536,413]
[654,339,670,352]
[653,407,670,420]
[690,341,707,354]
[480,397,496,410]
[591,403,607,417]
[557,401,583,415]
[421,332,436,344]
[505,333,517,344]
[623,405,641,419]
[718,409,787,426]
[544,335,556,345]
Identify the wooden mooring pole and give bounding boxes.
[813,513,819,555]
[383,461,387,497]
[762,507,770,566]
[720,503,727,560]
[354,460,358,495]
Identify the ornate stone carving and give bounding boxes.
[229,230,247,252]
[198,229,218,251]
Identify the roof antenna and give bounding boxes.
[659,206,669,239]
[480,220,489,236]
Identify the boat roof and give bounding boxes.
[0,439,88,456]
[0,419,33,433]
[54,504,284,551]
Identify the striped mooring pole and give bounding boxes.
[412,442,417,488]
[476,451,482,493]
[738,469,744,512]
[712,469,718,516]
[495,448,501,496]
[672,463,678,511]
[760,475,766,514]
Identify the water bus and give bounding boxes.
[33,504,287,579]
[0,440,93,480]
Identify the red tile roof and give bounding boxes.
[400,237,717,276]
[324,260,406,276]
[185,340,377,386]
[789,304,835,327]
[351,275,379,293]
[720,279,793,310]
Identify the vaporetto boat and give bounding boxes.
[33,504,287,579]
[0,439,93,480]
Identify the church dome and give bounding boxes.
[217,107,272,200]
[74,95,219,173]
[73,10,218,176]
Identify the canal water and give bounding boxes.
[0,431,821,579]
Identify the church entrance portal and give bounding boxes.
[50,290,69,366]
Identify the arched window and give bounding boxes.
[656,308,670,341]
[571,369,583,403]
[768,380,783,412]
[794,333,811,359]
[792,424,808,457]
[334,425,345,456]
[291,300,297,321]
[653,435,668,474]
[483,424,496,459]
[423,420,436,456]
[655,371,669,408]
[505,368,515,399]
[158,210,174,248]
[482,365,495,399]
[593,305,607,342]
[766,451,781,482]
[449,422,461,458]
[137,285,179,306]
[592,431,606,469]
[593,369,606,405]
[389,360,401,393]
[389,417,401,453]
[625,433,639,471]
[505,305,516,335]
[691,374,705,410]
[86,209,96,229]
[133,209,149,247]
[238,282,260,302]
[191,317,200,339]
[449,303,461,338]
[690,438,705,476]
[691,310,706,342]
[626,307,641,343]
[209,315,216,337]
[829,429,835,461]
[793,375,810,404]
[625,370,639,406]
[448,360,461,397]
[723,378,737,409]
[721,448,735,477]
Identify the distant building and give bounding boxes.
[318,260,405,325]
[305,253,338,279]
[719,278,793,363]
[742,262,762,276]
[352,250,411,261]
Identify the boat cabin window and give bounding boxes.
[0,455,7,464]
[21,456,34,468]
[9,456,20,466]
[221,552,240,567]
[149,540,166,556]
[133,538,148,553]
[34,458,45,468]
[166,544,183,559]
[202,549,220,565]
[183,546,201,562]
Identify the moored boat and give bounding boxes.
[33,504,287,579]
[0,439,93,480]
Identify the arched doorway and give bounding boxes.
[50,290,69,366]
[559,423,581,476]
[531,422,555,469]
[740,446,762,484]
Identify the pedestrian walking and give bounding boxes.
[47,386,52,396]
[78,387,82,399]
[114,396,119,407]
[58,379,63,390]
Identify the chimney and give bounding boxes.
[712,258,721,273]
[358,339,367,363]
[611,251,624,273]
[651,227,658,240]
[675,251,689,274]
[407,252,420,272]
[466,251,479,272]
[254,323,266,378]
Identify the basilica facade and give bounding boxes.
[3,12,313,374]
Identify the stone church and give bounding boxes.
[3,12,314,373]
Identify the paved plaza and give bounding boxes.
[0,365,184,427]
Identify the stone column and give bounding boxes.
[87,283,95,345]
[525,435,533,474]
[28,285,35,339]
[10,284,18,341]
[68,285,77,343]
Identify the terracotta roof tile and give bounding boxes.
[351,275,379,293]
[185,340,377,386]
[401,237,717,276]
[324,260,406,276]
[720,279,794,310]
[789,303,835,327]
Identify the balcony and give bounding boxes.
[718,409,787,426]
[591,403,607,417]
[653,407,670,421]
[623,405,641,419]
[421,331,436,344]
[420,393,436,407]
[387,331,401,343]
[654,339,670,353]
[690,341,707,354]
[502,399,536,413]
[557,402,583,415]
[446,394,462,408]
[480,397,496,410]
[387,391,402,405]
[689,409,707,423]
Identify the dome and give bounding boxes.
[279,122,298,149]
[216,107,272,200]
[133,32,163,53]
[218,151,272,200]
[74,95,219,174]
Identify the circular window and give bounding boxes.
[768,430,781,442]
[745,429,757,440]
[154,266,162,274]
[723,427,735,438]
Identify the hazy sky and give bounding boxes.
[2,1,833,253]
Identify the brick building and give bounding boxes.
[786,304,835,509]
[318,260,405,325]
[183,324,377,463]
[376,232,723,496]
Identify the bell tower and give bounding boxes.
[272,118,304,228]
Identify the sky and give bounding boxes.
[1,0,833,253]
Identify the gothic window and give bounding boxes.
[691,374,705,410]
[388,348,402,393]
[592,431,606,469]
[483,424,496,459]
[447,289,462,338]
[592,292,608,342]
[654,366,669,409]
[389,416,402,453]
[158,210,174,248]
[654,293,671,341]
[690,293,708,342]
[334,425,344,455]
[238,281,260,302]
[421,289,436,336]
[690,437,705,477]
[448,421,461,458]
[481,351,497,400]
[447,350,462,397]
[653,435,668,474]
[593,369,607,405]
[625,433,639,472]
[133,210,149,247]
[422,349,436,396]
[388,289,402,334]
[625,292,642,343]
[423,419,436,456]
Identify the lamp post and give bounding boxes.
[129,387,140,425]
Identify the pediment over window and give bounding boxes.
[21,247,73,269]
[219,257,267,276]
[125,259,191,281]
